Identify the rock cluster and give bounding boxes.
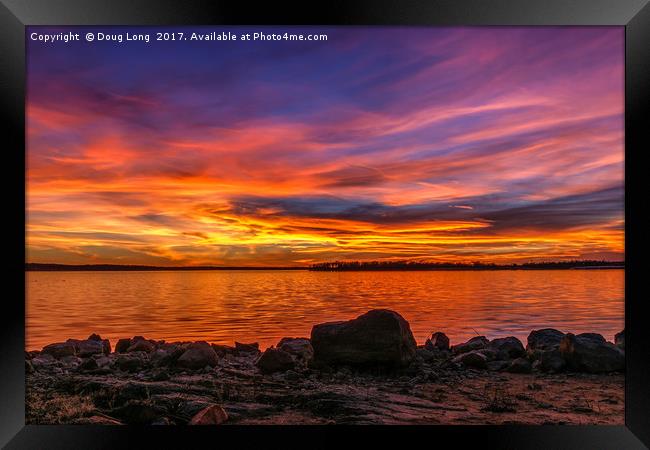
[31,314,626,379]
[26,310,626,425]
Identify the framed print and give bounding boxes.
[1,0,649,448]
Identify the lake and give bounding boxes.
[26,269,624,351]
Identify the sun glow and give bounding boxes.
[27,27,624,267]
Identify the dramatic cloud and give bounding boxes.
[26,26,624,265]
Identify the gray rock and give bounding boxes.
[278,337,314,364]
[256,348,296,374]
[559,333,624,373]
[150,344,184,367]
[66,338,108,357]
[86,334,111,353]
[424,332,450,351]
[41,342,76,358]
[527,329,565,352]
[176,342,219,370]
[488,336,525,359]
[535,348,566,373]
[452,336,489,354]
[311,309,417,367]
[452,350,488,369]
[476,348,499,361]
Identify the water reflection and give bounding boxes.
[26,269,624,350]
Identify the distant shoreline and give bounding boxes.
[25,263,306,272]
[26,262,625,272]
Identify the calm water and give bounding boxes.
[26,269,624,351]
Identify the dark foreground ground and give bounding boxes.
[26,343,623,425]
[27,365,624,425]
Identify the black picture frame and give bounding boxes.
[1,1,649,448]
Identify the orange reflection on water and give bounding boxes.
[26,269,624,351]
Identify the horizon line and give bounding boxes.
[26,260,626,272]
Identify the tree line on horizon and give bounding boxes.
[25,260,625,272]
[308,260,625,271]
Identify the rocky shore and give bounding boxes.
[26,309,625,425]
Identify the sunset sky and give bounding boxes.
[26,27,624,266]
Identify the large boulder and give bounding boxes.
[488,336,525,359]
[452,336,489,354]
[277,338,314,364]
[615,329,625,350]
[176,342,219,370]
[559,333,624,373]
[311,309,417,367]
[41,342,76,358]
[256,348,296,374]
[534,348,566,373]
[452,350,487,369]
[527,329,565,352]
[424,332,450,351]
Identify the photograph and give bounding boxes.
[23,25,628,427]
